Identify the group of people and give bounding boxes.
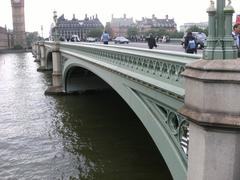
[184,23,240,55]
[100,31,159,49]
[101,23,240,56]
[184,31,198,54]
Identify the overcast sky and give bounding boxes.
[0,0,240,37]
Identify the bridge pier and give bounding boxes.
[45,42,64,95]
[34,42,41,62]
[179,60,240,180]
[37,41,48,71]
[179,1,240,180]
[32,43,37,58]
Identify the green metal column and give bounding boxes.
[204,1,216,60]
[203,0,237,60]
[214,0,225,59]
[216,0,225,38]
[223,3,237,59]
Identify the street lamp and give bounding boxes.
[53,10,58,41]
[203,0,237,60]
[41,25,43,39]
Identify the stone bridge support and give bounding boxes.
[34,42,41,62]
[37,41,47,71]
[179,1,240,180]
[179,60,240,180]
[45,42,63,94]
[32,44,37,58]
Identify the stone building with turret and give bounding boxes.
[0,26,14,50]
[109,14,135,37]
[53,14,104,41]
[136,14,177,35]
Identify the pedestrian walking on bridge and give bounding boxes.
[147,33,157,49]
[101,31,110,45]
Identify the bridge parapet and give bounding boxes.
[46,42,201,95]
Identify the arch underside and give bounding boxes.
[62,56,188,180]
[46,49,53,70]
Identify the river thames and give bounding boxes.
[0,52,172,179]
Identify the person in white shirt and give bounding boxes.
[232,23,240,48]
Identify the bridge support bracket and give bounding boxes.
[179,59,240,180]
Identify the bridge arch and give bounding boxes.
[62,57,187,180]
[64,66,111,93]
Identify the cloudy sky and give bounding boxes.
[0,0,240,37]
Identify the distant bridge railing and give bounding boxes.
[45,41,200,93]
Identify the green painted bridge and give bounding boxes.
[33,41,201,180]
[32,1,240,180]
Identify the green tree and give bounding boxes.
[14,44,23,50]
[202,28,208,36]
[26,31,41,48]
[187,25,205,33]
[127,26,138,39]
[87,27,104,38]
[166,31,184,38]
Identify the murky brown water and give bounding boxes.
[0,53,172,180]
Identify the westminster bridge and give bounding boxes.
[31,1,240,179]
[33,34,240,179]
[33,41,202,180]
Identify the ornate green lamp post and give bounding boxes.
[204,0,237,60]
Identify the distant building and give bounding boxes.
[136,14,177,35]
[0,26,13,50]
[11,0,26,48]
[0,26,9,49]
[53,14,104,41]
[179,22,208,32]
[109,14,135,37]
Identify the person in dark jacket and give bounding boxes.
[147,34,157,49]
[184,32,197,54]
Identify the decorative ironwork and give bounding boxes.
[157,104,189,156]
[58,44,200,89]
[133,88,189,161]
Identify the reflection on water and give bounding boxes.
[0,53,172,179]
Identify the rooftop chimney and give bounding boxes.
[152,14,156,19]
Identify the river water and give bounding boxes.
[0,53,172,180]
